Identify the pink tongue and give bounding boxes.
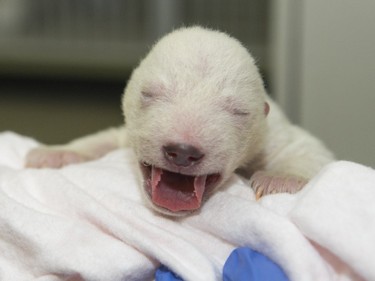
[151,166,207,212]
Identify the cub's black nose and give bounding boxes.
[163,143,204,167]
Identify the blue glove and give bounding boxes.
[223,247,289,281]
[155,247,288,281]
[155,265,183,281]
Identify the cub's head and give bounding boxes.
[123,26,269,216]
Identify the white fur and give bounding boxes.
[26,26,334,215]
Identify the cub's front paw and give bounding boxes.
[25,147,90,169]
[250,171,308,200]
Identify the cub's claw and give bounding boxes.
[250,171,308,200]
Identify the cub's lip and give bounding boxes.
[139,161,221,214]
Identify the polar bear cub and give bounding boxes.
[26,27,334,216]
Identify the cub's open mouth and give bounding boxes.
[140,162,221,212]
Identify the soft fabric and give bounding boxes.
[0,132,374,281]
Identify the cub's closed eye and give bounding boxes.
[141,91,154,99]
[140,91,156,108]
[232,109,250,116]
[224,97,250,117]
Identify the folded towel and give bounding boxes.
[0,132,374,281]
[290,160,375,281]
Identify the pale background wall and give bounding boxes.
[270,0,375,167]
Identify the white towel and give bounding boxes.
[290,161,375,281]
[0,131,374,281]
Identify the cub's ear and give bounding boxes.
[264,102,270,116]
